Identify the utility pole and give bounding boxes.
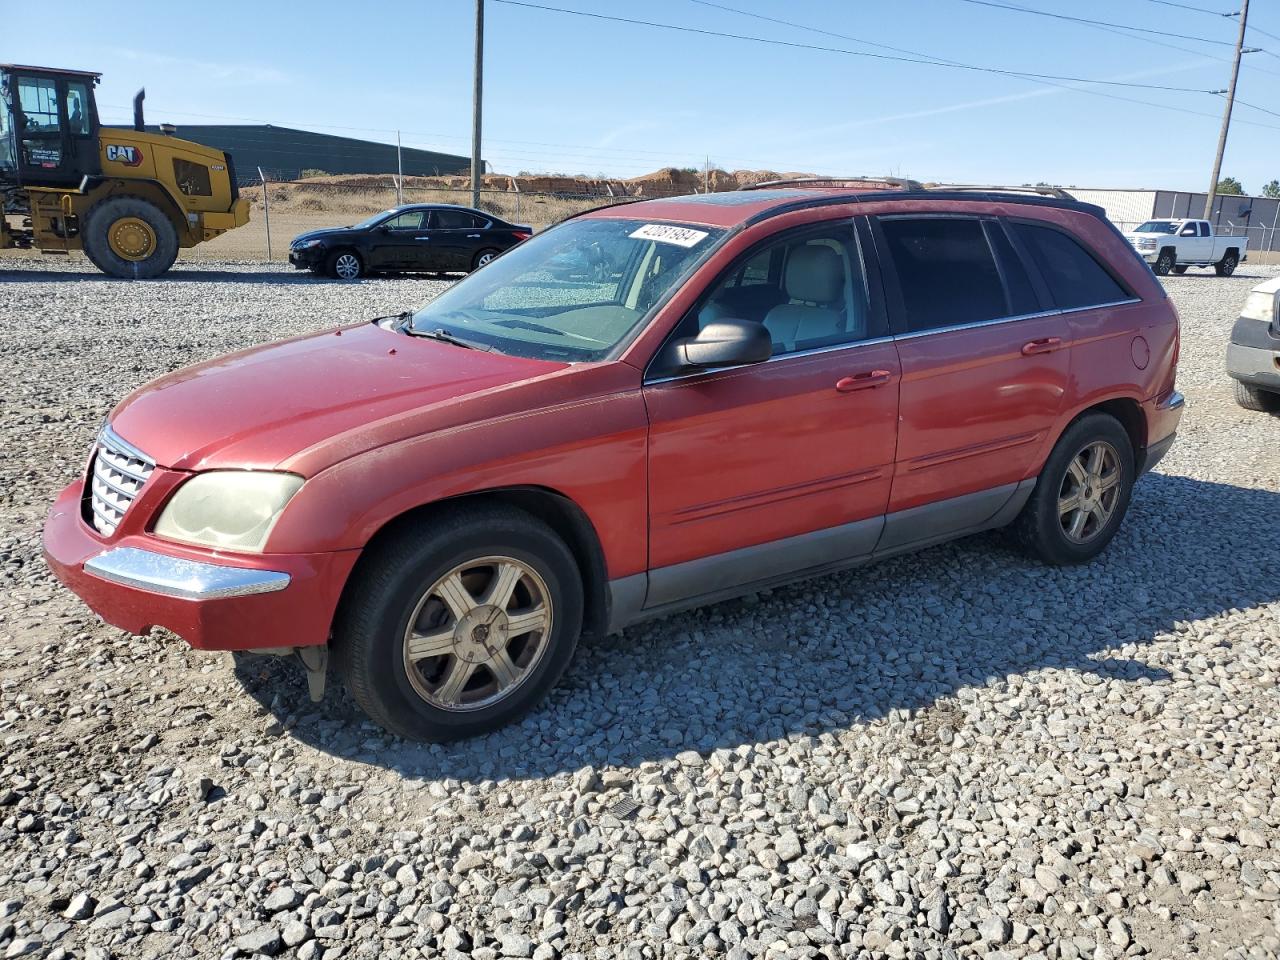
[471,0,484,209]
[396,130,404,205]
[1205,0,1250,220]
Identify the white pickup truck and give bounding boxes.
[1125,218,1247,277]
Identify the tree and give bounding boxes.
[1216,176,1245,196]
[1263,180,1280,200]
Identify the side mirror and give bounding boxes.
[671,319,772,369]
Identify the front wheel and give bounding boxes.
[1152,250,1175,276]
[1011,413,1135,565]
[334,505,583,741]
[1215,252,1239,277]
[327,249,363,280]
[81,197,179,279]
[471,248,500,272]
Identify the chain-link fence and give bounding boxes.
[191,174,691,261]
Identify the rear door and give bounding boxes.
[642,218,900,606]
[430,209,488,270]
[873,214,1069,545]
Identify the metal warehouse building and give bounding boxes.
[1070,187,1280,255]
[146,124,471,182]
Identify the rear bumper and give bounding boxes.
[1227,340,1280,390]
[42,480,358,651]
[1139,390,1184,474]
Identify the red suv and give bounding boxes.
[43,179,1183,741]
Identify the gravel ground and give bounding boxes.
[1,256,1278,960]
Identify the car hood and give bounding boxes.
[108,323,566,474]
[291,226,359,244]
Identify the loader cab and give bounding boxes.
[0,64,102,189]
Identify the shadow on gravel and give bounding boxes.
[234,472,1280,782]
[0,268,455,285]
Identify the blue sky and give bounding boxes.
[7,0,1280,191]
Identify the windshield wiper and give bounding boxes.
[372,310,414,329]
[403,326,492,351]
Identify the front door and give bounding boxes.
[367,209,429,270]
[873,215,1069,544]
[1178,220,1209,261]
[643,219,900,607]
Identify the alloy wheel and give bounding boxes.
[1058,440,1121,543]
[334,254,361,280]
[401,556,553,712]
[477,252,494,267]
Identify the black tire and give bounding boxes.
[1172,265,1189,275]
[1234,379,1280,413]
[334,504,583,741]
[1214,251,1239,277]
[471,248,500,272]
[80,197,179,279]
[1011,413,1135,565]
[327,249,363,280]
[1152,249,1175,276]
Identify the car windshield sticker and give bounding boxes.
[629,223,709,248]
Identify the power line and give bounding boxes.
[493,0,1222,93]
[956,0,1241,46]
[1141,0,1233,14]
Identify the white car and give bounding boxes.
[1227,276,1280,413]
[1125,219,1247,277]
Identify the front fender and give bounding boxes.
[266,390,651,580]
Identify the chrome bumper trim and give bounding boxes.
[83,547,290,600]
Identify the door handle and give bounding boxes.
[414,236,431,240]
[467,233,481,238]
[836,370,892,392]
[1021,337,1062,356]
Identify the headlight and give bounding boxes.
[1138,238,1157,249]
[154,471,303,552]
[1240,288,1279,324]
[293,238,322,250]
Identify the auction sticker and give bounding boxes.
[629,223,709,247]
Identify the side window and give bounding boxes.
[384,211,425,230]
[984,222,1040,317]
[17,77,60,131]
[66,81,90,135]
[693,224,872,357]
[1015,223,1129,311]
[1199,222,1210,237]
[433,209,477,229]
[878,217,1009,332]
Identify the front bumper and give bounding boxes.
[42,479,358,650]
[1226,338,1280,391]
[288,245,326,269]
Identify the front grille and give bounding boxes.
[87,427,155,536]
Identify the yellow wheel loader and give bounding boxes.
[0,64,250,278]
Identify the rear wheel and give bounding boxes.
[1172,265,1189,275]
[327,249,363,280]
[81,197,179,279]
[1011,413,1135,565]
[1152,249,1175,276]
[1234,379,1280,413]
[471,248,500,272]
[334,505,583,741]
[1214,251,1239,276]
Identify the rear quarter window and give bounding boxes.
[1016,222,1130,310]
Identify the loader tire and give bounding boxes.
[82,197,179,279]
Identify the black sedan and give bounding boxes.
[288,204,532,279]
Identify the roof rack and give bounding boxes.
[923,183,1075,199]
[741,176,925,192]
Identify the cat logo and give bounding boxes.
[105,144,144,167]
